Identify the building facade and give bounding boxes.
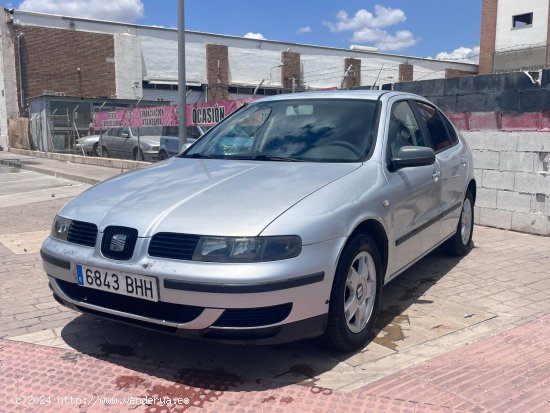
[480,0,550,74]
[0,8,478,150]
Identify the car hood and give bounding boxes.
[77,135,100,144]
[136,135,161,145]
[60,158,360,237]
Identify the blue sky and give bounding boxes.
[15,0,482,61]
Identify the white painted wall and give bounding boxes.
[495,0,550,51]
[464,131,550,236]
[114,33,142,99]
[0,10,19,149]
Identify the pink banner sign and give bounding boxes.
[93,105,177,129]
[93,98,254,129]
[186,98,254,126]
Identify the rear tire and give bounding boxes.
[444,191,474,256]
[324,234,382,352]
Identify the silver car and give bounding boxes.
[75,134,101,157]
[99,126,161,161]
[41,91,475,351]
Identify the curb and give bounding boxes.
[0,157,104,185]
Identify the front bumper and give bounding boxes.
[142,150,159,162]
[75,144,94,155]
[41,235,345,344]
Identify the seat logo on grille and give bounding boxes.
[110,234,127,252]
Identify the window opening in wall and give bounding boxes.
[512,12,533,28]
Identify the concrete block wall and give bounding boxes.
[395,70,550,114]
[463,131,550,235]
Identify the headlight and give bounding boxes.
[51,216,72,241]
[192,235,302,263]
[144,145,159,151]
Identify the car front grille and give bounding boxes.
[67,220,98,247]
[213,303,293,327]
[57,279,204,324]
[148,233,200,260]
[101,226,138,261]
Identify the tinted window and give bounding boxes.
[441,114,459,146]
[415,102,454,152]
[387,101,428,158]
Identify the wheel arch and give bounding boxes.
[346,219,389,280]
[467,179,477,204]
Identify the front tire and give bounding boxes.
[325,234,382,352]
[92,143,100,157]
[134,148,145,161]
[444,191,474,256]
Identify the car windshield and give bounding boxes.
[182,99,379,162]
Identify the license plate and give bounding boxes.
[75,264,159,302]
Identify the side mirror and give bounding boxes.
[121,133,129,138]
[390,146,435,171]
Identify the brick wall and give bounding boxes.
[281,51,300,90]
[445,69,475,78]
[479,0,498,75]
[398,64,413,82]
[343,58,361,88]
[14,26,116,102]
[205,44,229,102]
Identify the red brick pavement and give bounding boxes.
[361,314,550,413]
[2,315,550,412]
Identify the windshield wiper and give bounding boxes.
[252,154,305,162]
[184,153,214,159]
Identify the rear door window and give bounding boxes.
[414,102,456,152]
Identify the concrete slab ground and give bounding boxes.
[0,151,127,185]
[1,161,550,412]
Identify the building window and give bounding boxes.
[512,12,533,28]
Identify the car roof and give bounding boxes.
[250,90,426,104]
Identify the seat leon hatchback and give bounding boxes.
[41,91,475,351]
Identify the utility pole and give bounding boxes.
[178,0,187,150]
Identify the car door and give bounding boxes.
[383,99,442,277]
[103,128,120,157]
[122,127,136,159]
[413,101,467,240]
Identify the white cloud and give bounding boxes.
[18,0,144,22]
[297,26,312,34]
[352,28,417,51]
[323,5,417,51]
[244,32,266,40]
[435,46,480,63]
[325,5,406,32]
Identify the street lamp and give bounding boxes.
[253,64,284,96]
[178,0,187,151]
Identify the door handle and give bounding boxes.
[432,170,441,181]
